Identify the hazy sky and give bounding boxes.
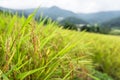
[0,0,120,13]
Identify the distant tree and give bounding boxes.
[63,22,77,30]
[80,24,100,33]
[91,24,100,33]
[0,10,3,14]
[80,25,90,31]
[95,26,100,32]
[99,26,111,34]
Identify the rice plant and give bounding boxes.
[0,12,93,80]
[0,11,120,80]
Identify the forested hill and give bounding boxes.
[1,6,120,24]
[102,17,120,27]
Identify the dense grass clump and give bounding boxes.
[76,33,120,80]
[0,12,120,80]
[0,13,93,80]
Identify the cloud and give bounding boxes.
[0,0,120,13]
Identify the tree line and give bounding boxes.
[62,22,111,34]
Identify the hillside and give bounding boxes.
[102,17,120,27]
[1,6,120,24]
[39,6,77,20]
[0,6,77,20]
[60,17,88,24]
[78,11,120,24]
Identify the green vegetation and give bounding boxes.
[62,22,77,30]
[62,23,111,34]
[60,17,88,24]
[103,17,120,27]
[0,12,120,80]
[109,27,120,35]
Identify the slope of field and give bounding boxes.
[0,12,120,80]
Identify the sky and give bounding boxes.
[0,0,120,13]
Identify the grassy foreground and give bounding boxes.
[0,13,120,80]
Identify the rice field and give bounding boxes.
[0,12,120,80]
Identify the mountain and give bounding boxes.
[37,6,77,20]
[102,17,120,27]
[1,6,120,24]
[78,11,120,24]
[0,6,77,20]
